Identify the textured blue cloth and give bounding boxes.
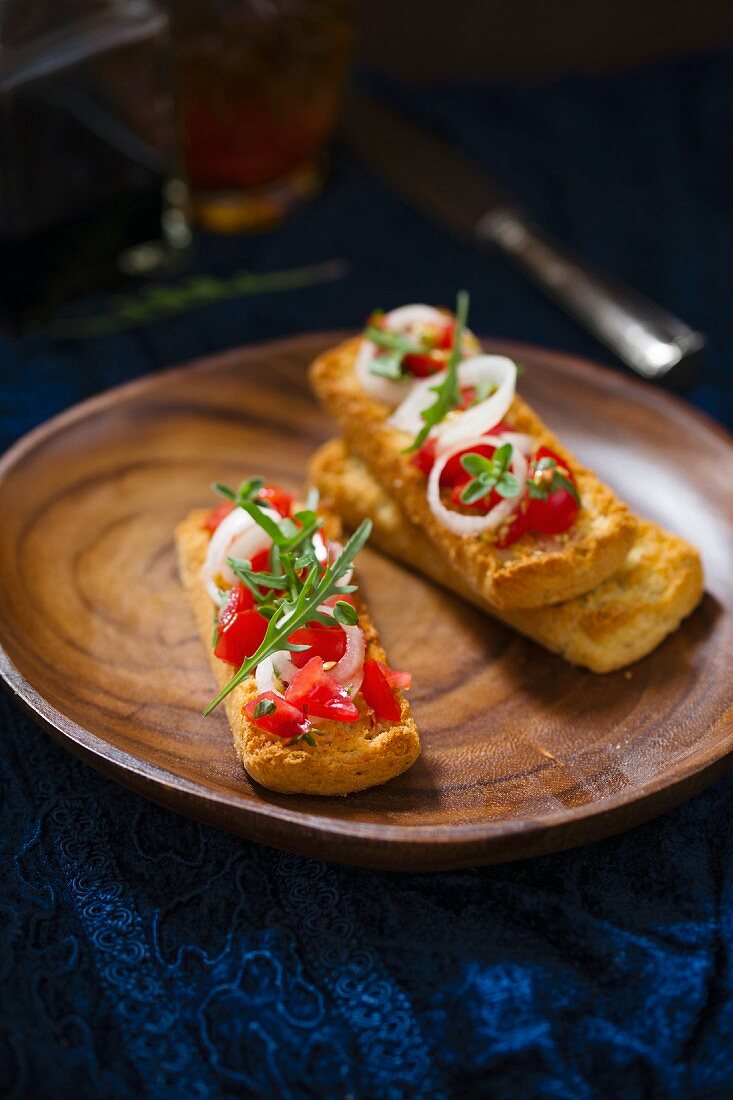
[2,50,733,1099]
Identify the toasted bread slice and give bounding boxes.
[309,439,704,674]
[176,508,420,796]
[309,336,636,610]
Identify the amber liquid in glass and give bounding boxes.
[167,0,354,232]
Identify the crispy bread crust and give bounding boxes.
[176,509,420,796]
[309,439,704,674]
[309,336,637,610]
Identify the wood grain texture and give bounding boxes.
[0,332,731,871]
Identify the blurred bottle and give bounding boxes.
[0,0,191,333]
[164,0,355,233]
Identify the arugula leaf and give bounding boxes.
[405,290,470,453]
[203,519,373,715]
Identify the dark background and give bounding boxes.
[2,8,733,1100]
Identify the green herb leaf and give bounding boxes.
[527,457,581,506]
[370,351,405,380]
[332,600,359,626]
[460,452,493,477]
[460,479,492,505]
[203,519,373,715]
[456,443,521,506]
[253,698,276,719]
[495,473,520,498]
[212,482,236,501]
[405,290,470,453]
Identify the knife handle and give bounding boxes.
[478,210,704,382]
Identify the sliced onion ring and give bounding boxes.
[202,505,280,603]
[427,435,527,536]
[500,431,534,455]
[356,304,447,405]
[436,356,517,452]
[317,603,365,692]
[255,650,299,696]
[387,355,517,441]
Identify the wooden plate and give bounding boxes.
[1,333,731,871]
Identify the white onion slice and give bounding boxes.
[387,355,517,443]
[500,431,535,456]
[427,435,527,536]
[436,356,517,452]
[255,656,282,696]
[356,304,447,405]
[386,371,441,433]
[201,505,280,603]
[317,603,365,692]
[255,650,300,696]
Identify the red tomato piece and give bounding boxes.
[435,319,455,349]
[412,436,438,476]
[285,657,360,722]
[497,509,528,547]
[245,691,310,739]
[403,352,444,378]
[217,584,255,630]
[249,548,271,573]
[378,661,412,691]
[287,624,347,669]
[526,489,579,535]
[214,607,268,666]
[256,485,294,517]
[440,442,496,488]
[360,659,401,722]
[499,447,580,545]
[202,501,234,533]
[447,481,500,514]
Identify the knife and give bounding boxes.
[343,92,705,383]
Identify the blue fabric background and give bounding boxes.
[2,51,733,1099]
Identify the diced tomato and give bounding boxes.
[217,584,254,630]
[256,485,294,517]
[214,606,269,666]
[379,661,412,691]
[285,657,360,722]
[447,480,500,514]
[249,548,271,573]
[497,508,527,547]
[498,447,580,546]
[287,623,347,668]
[245,691,310,739]
[526,489,579,535]
[202,501,234,533]
[360,659,402,722]
[435,319,455,349]
[403,352,444,378]
[412,436,438,476]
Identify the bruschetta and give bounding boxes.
[309,438,704,673]
[309,295,636,611]
[176,479,419,795]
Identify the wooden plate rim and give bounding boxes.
[1,333,732,858]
